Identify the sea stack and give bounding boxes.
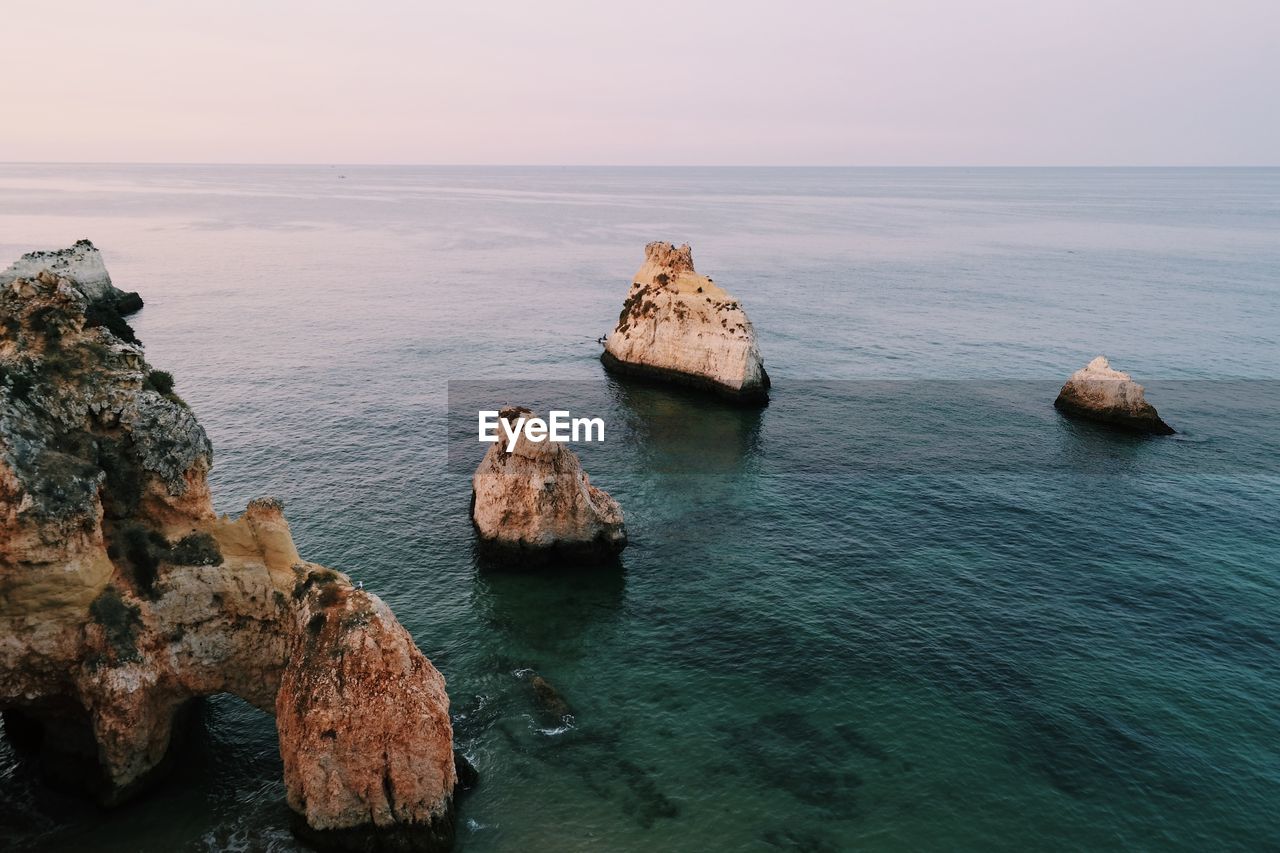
[471,407,626,564]
[601,242,769,403]
[0,250,457,850]
[1054,356,1175,435]
[278,573,457,852]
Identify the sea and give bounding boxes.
[0,165,1277,852]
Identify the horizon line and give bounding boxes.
[2,161,1278,169]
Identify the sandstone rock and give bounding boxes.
[0,239,142,314]
[0,247,456,850]
[279,571,457,852]
[471,407,626,564]
[1054,356,1175,435]
[602,242,769,403]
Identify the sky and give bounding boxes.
[1,0,1277,165]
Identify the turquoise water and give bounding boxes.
[1,166,1278,851]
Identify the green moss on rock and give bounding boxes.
[167,532,222,566]
[89,587,142,664]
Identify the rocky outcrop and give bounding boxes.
[602,242,769,403]
[471,407,626,564]
[279,569,457,852]
[1,239,143,314]
[0,253,456,849]
[1054,356,1175,435]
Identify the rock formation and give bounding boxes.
[601,242,769,403]
[529,674,573,723]
[471,407,626,564]
[1054,356,1175,435]
[1,239,143,314]
[279,570,456,851]
[0,252,457,849]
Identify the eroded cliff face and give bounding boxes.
[1054,355,1175,435]
[0,239,142,313]
[471,407,626,564]
[602,242,769,402]
[0,251,456,849]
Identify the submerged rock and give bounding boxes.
[0,247,456,849]
[1054,356,1175,435]
[471,407,626,564]
[530,674,573,721]
[453,750,479,792]
[602,242,769,403]
[1,239,143,314]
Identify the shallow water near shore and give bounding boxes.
[1,166,1279,851]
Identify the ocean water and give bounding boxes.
[1,165,1278,852]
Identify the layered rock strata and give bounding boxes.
[1054,355,1175,435]
[471,407,626,564]
[0,255,456,849]
[602,242,769,403]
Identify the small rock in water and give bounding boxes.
[1054,355,1175,435]
[453,750,480,791]
[530,674,573,720]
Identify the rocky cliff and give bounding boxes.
[471,407,626,564]
[1054,355,1175,435]
[1,239,143,314]
[0,250,457,850]
[602,242,769,403]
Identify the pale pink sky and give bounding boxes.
[2,0,1276,165]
